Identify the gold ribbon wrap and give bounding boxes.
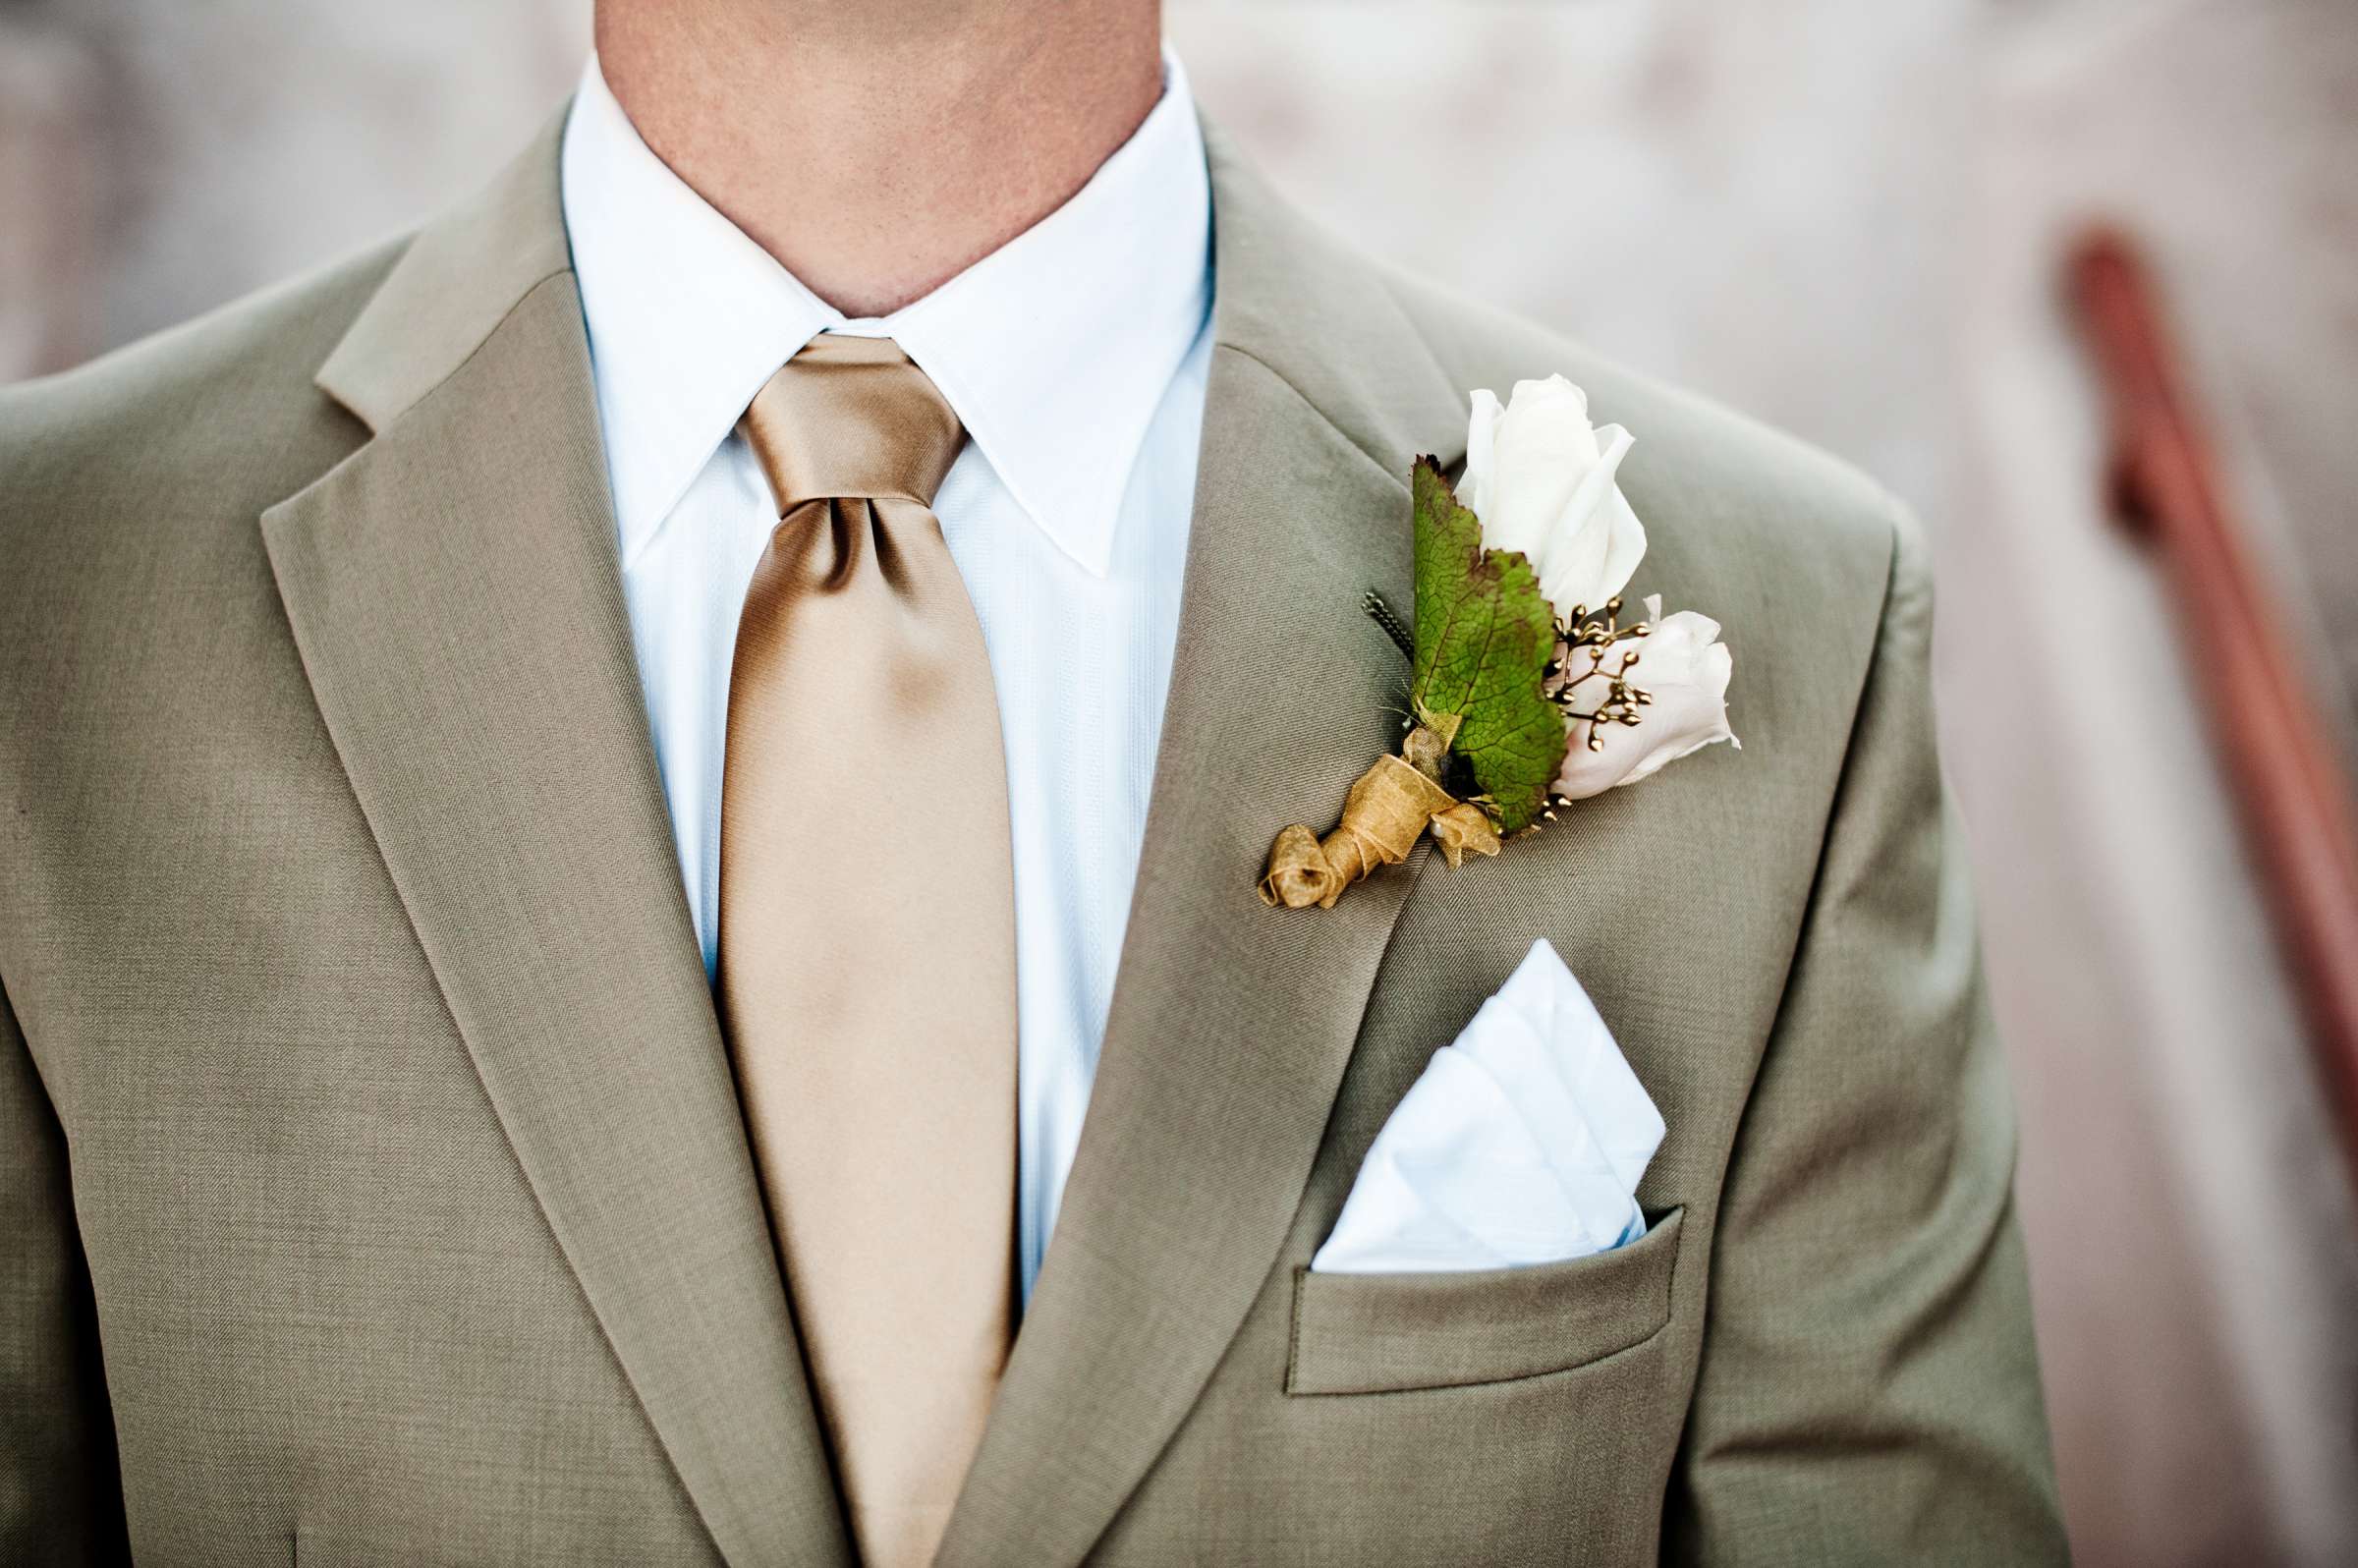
[1258,752,1498,910]
[1428,801,1503,868]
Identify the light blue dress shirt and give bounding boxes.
[559,51,1214,1306]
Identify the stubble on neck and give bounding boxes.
[594,0,1164,318]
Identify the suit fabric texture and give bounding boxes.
[0,110,2068,1565]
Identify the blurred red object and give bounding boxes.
[2070,229,2358,1181]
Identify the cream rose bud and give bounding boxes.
[1458,376,1648,623]
[1553,596,1738,800]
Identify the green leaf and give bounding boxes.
[1407,456,1568,834]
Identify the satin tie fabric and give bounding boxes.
[719,333,1017,1568]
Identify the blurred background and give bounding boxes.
[5,0,2354,1561]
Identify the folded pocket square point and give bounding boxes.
[1312,940,1662,1274]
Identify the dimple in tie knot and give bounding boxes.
[742,334,967,515]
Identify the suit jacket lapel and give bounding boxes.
[936,125,1476,1568]
[260,117,850,1568]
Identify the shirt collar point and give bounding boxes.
[973,450,1123,580]
[568,47,1207,578]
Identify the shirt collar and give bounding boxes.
[561,49,1211,577]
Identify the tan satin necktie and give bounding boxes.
[719,333,1016,1568]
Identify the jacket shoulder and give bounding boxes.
[1358,264,1914,796]
[0,240,404,534]
[0,242,408,715]
[1373,266,1909,578]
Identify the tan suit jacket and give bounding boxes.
[0,114,2066,1565]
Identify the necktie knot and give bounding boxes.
[743,334,967,514]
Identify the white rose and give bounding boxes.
[1553,596,1738,800]
[1458,375,1647,623]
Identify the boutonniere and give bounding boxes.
[1260,375,1738,909]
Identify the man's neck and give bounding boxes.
[594,0,1164,319]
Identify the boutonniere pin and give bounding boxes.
[1260,375,1738,909]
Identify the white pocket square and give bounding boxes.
[1311,938,1664,1274]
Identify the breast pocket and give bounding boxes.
[1285,1206,1685,1396]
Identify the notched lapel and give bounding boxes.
[937,125,1477,1568]
[260,190,849,1565]
[939,348,1427,1568]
